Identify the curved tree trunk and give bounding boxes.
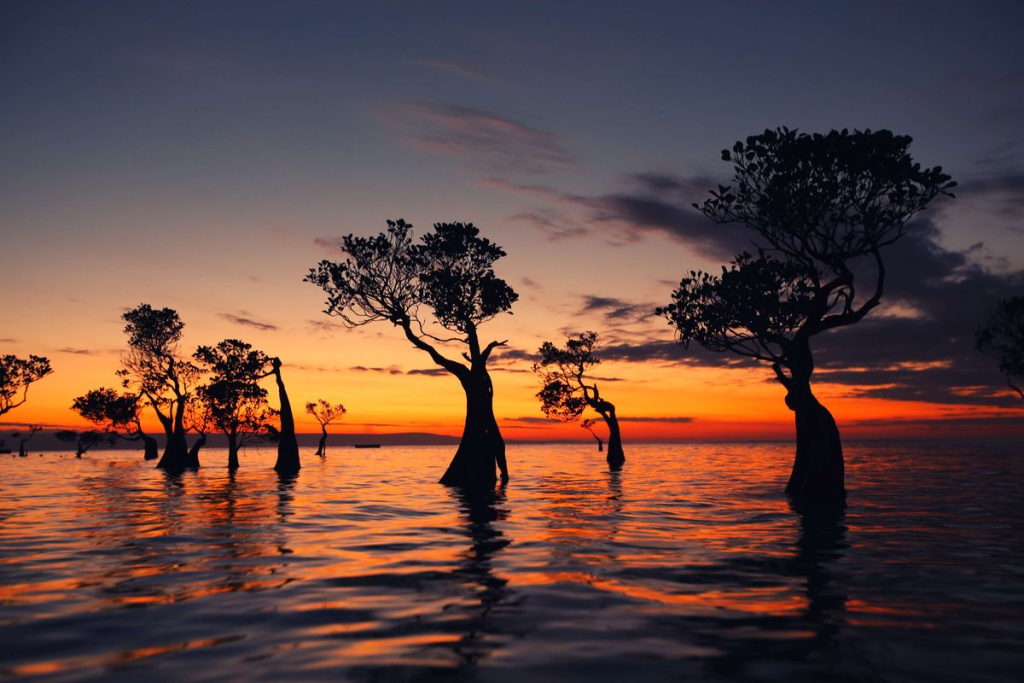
[598,406,625,470]
[594,436,604,452]
[783,377,845,501]
[187,432,207,465]
[272,361,300,475]
[440,367,507,489]
[227,432,240,470]
[316,426,327,458]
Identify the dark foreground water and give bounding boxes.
[1,441,1022,682]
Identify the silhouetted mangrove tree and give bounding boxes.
[194,339,276,469]
[307,219,518,489]
[659,128,955,501]
[534,331,625,469]
[306,399,346,457]
[72,388,159,460]
[977,296,1024,400]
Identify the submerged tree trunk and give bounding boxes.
[141,434,159,461]
[782,375,845,501]
[316,426,327,458]
[227,432,240,470]
[440,367,507,489]
[594,435,604,452]
[272,359,300,475]
[155,403,193,472]
[597,405,625,470]
[188,432,207,466]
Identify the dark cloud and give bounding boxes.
[579,295,658,323]
[350,365,403,375]
[387,101,574,174]
[407,368,448,377]
[219,312,278,332]
[58,347,99,355]
[506,415,694,424]
[0,338,17,344]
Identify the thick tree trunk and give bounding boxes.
[316,426,327,458]
[272,360,301,475]
[599,407,625,470]
[141,434,159,461]
[440,368,507,489]
[156,404,192,472]
[227,432,240,470]
[783,376,845,501]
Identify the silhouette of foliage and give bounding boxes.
[72,388,142,433]
[55,429,116,458]
[659,128,955,500]
[16,425,41,457]
[534,331,624,467]
[118,304,200,470]
[193,339,275,468]
[306,399,346,457]
[0,354,52,417]
[307,219,517,487]
[976,296,1024,400]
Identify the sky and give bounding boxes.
[2,0,1023,441]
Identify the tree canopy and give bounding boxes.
[306,219,518,378]
[976,296,1024,400]
[0,354,52,417]
[659,128,956,375]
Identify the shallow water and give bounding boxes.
[1,441,1022,682]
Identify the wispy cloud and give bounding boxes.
[410,59,498,84]
[385,100,574,174]
[219,312,278,332]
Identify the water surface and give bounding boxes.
[1,441,1022,681]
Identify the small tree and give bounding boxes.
[72,388,159,460]
[0,354,52,417]
[194,339,276,469]
[306,399,346,457]
[307,220,518,489]
[16,425,42,457]
[119,305,200,471]
[56,429,116,458]
[658,128,955,501]
[534,331,624,469]
[580,418,604,452]
[976,296,1024,400]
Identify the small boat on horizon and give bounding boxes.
[354,444,381,449]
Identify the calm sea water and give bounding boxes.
[1,441,1022,682]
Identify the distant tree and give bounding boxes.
[0,354,52,417]
[56,429,116,458]
[976,296,1024,401]
[534,332,624,469]
[71,388,159,460]
[580,418,604,452]
[17,425,42,457]
[194,339,276,469]
[306,399,346,457]
[307,220,518,489]
[118,305,200,471]
[658,128,955,501]
[267,357,300,475]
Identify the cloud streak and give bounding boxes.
[386,101,574,174]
